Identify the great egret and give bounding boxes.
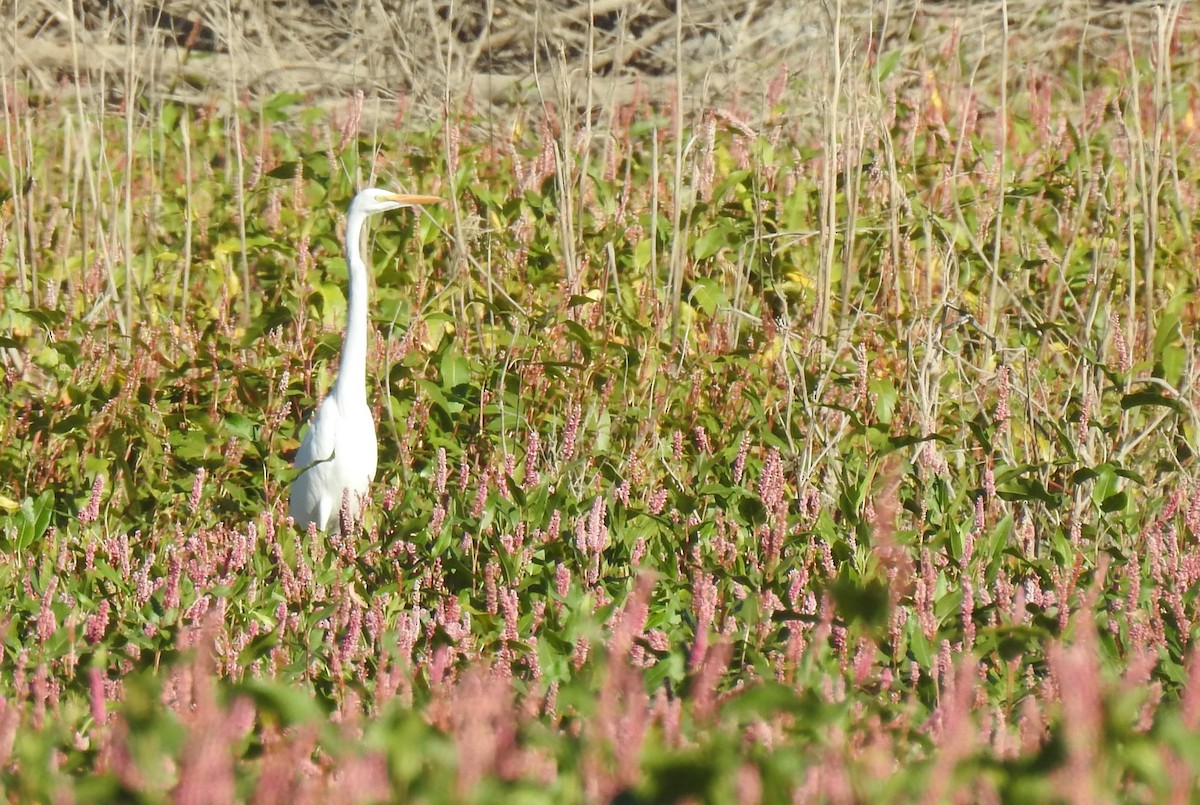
[289,188,443,533]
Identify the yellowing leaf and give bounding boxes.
[758,334,783,366]
[783,270,813,288]
[422,318,455,352]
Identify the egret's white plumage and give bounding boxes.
[289,188,442,533]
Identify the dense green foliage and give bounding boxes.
[4,23,1200,802]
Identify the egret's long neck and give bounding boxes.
[335,210,370,404]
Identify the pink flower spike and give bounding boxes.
[188,468,206,513]
[79,475,104,524]
[88,668,106,727]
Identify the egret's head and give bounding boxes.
[351,187,444,216]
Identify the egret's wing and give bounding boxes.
[293,395,340,472]
[290,395,340,529]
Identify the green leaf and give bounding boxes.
[829,567,890,629]
[1120,390,1183,413]
[1101,491,1128,513]
[975,624,1050,662]
[875,50,902,82]
[262,91,308,121]
[689,277,729,317]
[16,490,55,551]
[996,476,1061,506]
[693,224,731,260]
[267,161,303,180]
[224,413,257,440]
[234,678,322,725]
[562,321,595,362]
[439,349,470,390]
[415,378,461,415]
[869,378,898,424]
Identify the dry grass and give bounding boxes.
[4,0,1194,127]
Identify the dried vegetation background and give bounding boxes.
[5,0,1191,123]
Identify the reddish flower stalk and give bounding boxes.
[560,403,581,464]
[994,366,1011,432]
[757,448,785,512]
[1110,311,1131,373]
[89,667,107,727]
[85,600,110,645]
[79,475,104,524]
[188,468,206,513]
[732,432,751,485]
[35,576,57,642]
[434,447,448,496]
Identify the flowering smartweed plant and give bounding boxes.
[4,8,1200,801]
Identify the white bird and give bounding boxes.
[289,188,442,533]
